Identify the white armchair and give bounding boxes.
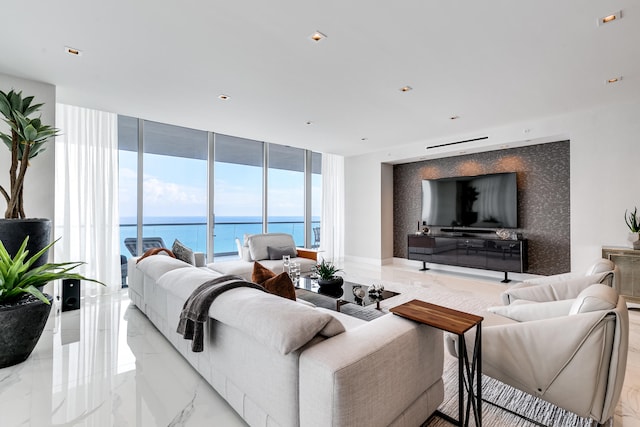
[501,258,617,305]
[446,284,629,425]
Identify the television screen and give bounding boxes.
[421,172,517,228]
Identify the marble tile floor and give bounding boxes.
[0,261,639,426]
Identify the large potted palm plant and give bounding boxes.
[0,236,102,368]
[0,89,59,267]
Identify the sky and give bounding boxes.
[118,151,321,220]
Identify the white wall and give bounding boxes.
[0,73,56,221]
[345,100,640,273]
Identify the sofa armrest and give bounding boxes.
[299,314,443,426]
[296,248,318,261]
[502,272,610,305]
[522,272,576,286]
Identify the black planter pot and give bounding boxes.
[318,276,344,289]
[0,218,51,269]
[0,294,53,368]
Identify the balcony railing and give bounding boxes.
[120,220,320,259]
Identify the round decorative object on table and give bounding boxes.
[352,286,366,299]
[368,284,385,300]
[495,229,511,240]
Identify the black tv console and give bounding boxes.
[407,234,528,283]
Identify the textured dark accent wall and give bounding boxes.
[393,141,570,275]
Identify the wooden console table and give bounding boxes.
[390,299,483,426]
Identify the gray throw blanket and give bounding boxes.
[177,275,266,352]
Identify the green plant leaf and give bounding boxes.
[9,90,22,111]
[0,93,12,118]
[22,285,50,304]
[23,123,37,142]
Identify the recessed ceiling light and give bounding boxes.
[399,86,413,92]
[598,10,622,26]
[310,31,327,42]
[218,94,230,100]
[606,76,622,84]
[64,46,82,56]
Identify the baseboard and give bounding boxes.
[344,255,385,266]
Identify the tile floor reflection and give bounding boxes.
[1,262,639,426]
[0,291,246,427]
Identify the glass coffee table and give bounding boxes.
[297,276,399,312]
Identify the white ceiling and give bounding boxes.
[1,1,638,157]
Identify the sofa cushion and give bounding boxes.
[172,239,195,265]
[136,255,193,282]
[569,284,618,315]
[489,299,575,322]
[210,287,342,354]
[157,266,223,301]
[207,260,254,280]
[248,233,296,261]
[268,245,298,260]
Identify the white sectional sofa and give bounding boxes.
[127,254,444,427]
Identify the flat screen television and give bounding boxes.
[421,172,518,229]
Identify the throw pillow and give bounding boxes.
[262,272,297,301]
[136,247,176,264]
[252,261,276,284]
[267,245,298,260]
[252,262,296,300]
[172,239,195,265]
[569,283,618,315]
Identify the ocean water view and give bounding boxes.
[119,216,320,259]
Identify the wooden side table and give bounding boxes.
[390,299,483,427]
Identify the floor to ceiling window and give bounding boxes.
[311,152,322,248]
[118,116,321,262]
[267,145,305,246]
[214,134,264,257]
[142,121,208,255]
[118,117,139,256]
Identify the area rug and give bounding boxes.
[426,356,592,427]
[296,276,594,427]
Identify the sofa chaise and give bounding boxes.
[207,233,318,280]
[128,253,445,427]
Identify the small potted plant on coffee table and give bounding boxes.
[314,259,344,290]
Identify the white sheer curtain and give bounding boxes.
[319,153,345,263]
[54,104,120,291]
